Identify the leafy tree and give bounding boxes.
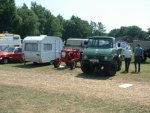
[62,20,76,41]
[62,15,91,40]
[17,7,40,38]
[31,2,54,35]
[22,3,28,9]
[56,15,66,37]
[0,0,21,32]
[109,26,146,40]
[147,28,150,35]
[90,21,106,36]
[109,28,120,38]
[127,26,142,39]
[50,17,62,37]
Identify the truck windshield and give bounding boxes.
[87,38,113,48]
[2,47,15,52]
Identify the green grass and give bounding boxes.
[0,61,150,113]
[0,62,78,75]
[0,85,150,113]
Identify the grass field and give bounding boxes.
[0,61,150,113]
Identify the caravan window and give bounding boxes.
[25,43,38,51]
[13,36,19,40]
[44,44,52,51]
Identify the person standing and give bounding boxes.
[134,44,143,73]
[124,47,132,72]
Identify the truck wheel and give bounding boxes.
[53,61,60,68]
[81,62,94,74]
[117,58,122,71]
[3,58,9,64]
[65,62,70,67]
[104,61,117,76]
[33,62,38,65]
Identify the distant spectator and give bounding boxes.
[124,47,132,72]
[134,44,143,73]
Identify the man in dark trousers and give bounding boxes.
[134,44,143,73]
[124,47,132,73]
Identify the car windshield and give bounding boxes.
[2,47,15,52]
[87,38,113,48]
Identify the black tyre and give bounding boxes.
[53,61,60,68]
[33,62,38,65]
[65,62,70,67]
[81,62,94,74]
[3,58,9,64]
[117,58,122,71]
[104,61,118,76]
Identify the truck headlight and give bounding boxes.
[104,56,108,60]
[83,55,87,59]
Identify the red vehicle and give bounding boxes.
[0,47,23,64]
[53,49,82,69]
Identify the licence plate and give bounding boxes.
[89,59,99,62]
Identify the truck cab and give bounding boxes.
[81,36,122,76]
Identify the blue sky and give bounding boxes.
[15,0,150,33]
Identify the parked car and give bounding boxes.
[0,47,23,64]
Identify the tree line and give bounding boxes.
[0,0,150,41]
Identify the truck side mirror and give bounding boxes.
[117,43,120,47]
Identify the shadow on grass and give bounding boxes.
[130,71,141,74]
[120,70,139,75]
[131,61,150,64]
[141,62,150,64]
[76,72,113,80]
[120,70,129,74]
[13,63,51,69]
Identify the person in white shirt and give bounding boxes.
[124,47,132,72]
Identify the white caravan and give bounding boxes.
[22,35,64,63]
[0,33,21,50]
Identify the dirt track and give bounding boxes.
[0,66,150,106]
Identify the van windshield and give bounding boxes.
[2,47,15,52]
[87,38,113,48]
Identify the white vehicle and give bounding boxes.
[22,35,64,63]
[66,38,88,48]
[0,33,22,50]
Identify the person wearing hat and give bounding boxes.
[134,44,144,73]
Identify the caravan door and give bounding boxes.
[23,42,41,62]
[41,43,54,62]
